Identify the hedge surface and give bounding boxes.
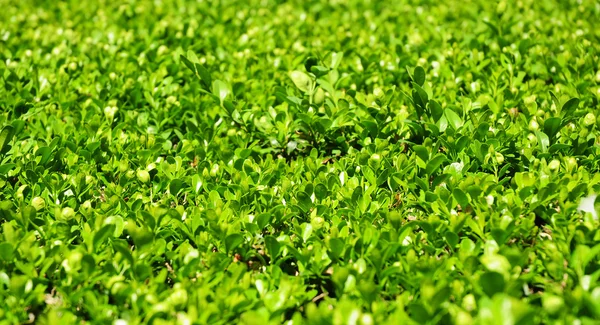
[1,0,600,324]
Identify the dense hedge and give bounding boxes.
[1,0,600,324]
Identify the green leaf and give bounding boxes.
[212,80,231,103]
[180,54,196,73]
[426,154,448,174]
[412,82,429,108]
[296,191,313,213]
[453,188,469,208]
[304,56,318,72]
[169,179,186,196]
[265,236,280,258]
[310,65,329,77]
[302,223,313,243]
[0,164,16,175]
[444,109,463,129]
[428,100,443,122]
[195,63,212,88]
[0,242,14,261]
[561,97,579,116]
[543,117,562,138]
[413,145,429,163]
[491,228,508,245]
[104,216,125,237]
[408,303,430,323]
[328,237,345,260]
[330,51,344,69]
[256,213,271,229]
[289,70,312,93]
[413,66,426,86]
[93,224,116,251]
[444,231,459,248]
[181,52,212,88]
[548,143,570,153]
[225,234,244,254]
[20,206,36,227]
[0,125,15,154]
[113,241,135,266]
[186,50,199,64]
[192,174,203,194]
[535,131,550,152]
[479,272,505,296]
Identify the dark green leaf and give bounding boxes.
[225,234,244,253]
[414,66,426,86]
[0,125,15,154]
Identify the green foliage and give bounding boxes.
[1,0,600,324]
